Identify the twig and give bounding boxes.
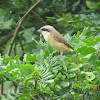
[20,25,39,38]
[7,0,41,56]
[0,84,3,96]
[34,79,37,91]
[20,25,26,30]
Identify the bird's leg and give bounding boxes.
[50,51,63,61]
[60,51,63,55]
[54,51,63,59]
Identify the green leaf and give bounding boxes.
[15,44,23,56]
[19,64,35,77]
[60,81,69,87]
[84,36,95,46]
[22,27,35,43]
[24,54,36,63]
[96,60,100,66]
[14,55,20,61]
[88,54,97,64]
[41,84,46,91]
[71,92,83,99]
[1,18,13,29]
[86,1,98,9]
[76,31,81,38]
[94,42,100,50]
[0,66,6,72]
[46,17,56,22]
[0,57,3,65]
[55,84,62,91]
[45,75,54,80]
[85,72,95,81]
[45,87,54,95]
[95,37,100,44]
[45,79,54,83]
[56,18,64,22]
[4,56,12,64]
[80,27,89,37]
[77,46,96,55]
[45,49,49,57]
[32,54,36,62]
[64,34,71,41]
[68,67,79,72]
[72,83,80,87]
[77,64,82,68]
[26,53,33,62]
[68,73,76,78]
[36,54,43,62]
[18,97,26,100]
[73,0,80,7]
[48,44,53,53]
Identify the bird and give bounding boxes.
[37,25,74,55]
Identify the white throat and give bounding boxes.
[41,31,50,41]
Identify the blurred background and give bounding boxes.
[0,0,99,57]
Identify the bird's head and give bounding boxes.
[37,25,56,35]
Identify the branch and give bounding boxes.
[7,0,41,56]
[0,85,3,96]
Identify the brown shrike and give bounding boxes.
[37,25,74,55]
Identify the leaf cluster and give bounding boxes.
[0,28,100,99]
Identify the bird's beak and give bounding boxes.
[37,29,41,33]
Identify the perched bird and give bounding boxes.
[37,25,74,55]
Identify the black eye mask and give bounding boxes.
[41,28,49,32]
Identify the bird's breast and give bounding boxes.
[42,32,69,52]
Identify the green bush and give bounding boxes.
[0,28,100,99]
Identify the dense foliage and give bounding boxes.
[0,0,100,100]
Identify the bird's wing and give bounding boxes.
[51,32,74,50]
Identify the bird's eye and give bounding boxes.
[41,28,49,32]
